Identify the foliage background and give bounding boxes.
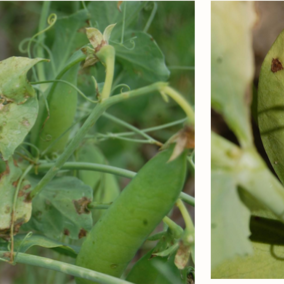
[0,1,194,283]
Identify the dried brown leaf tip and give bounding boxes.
[117,1,123,12]
[271,58,283,73]
[168,126,195,162]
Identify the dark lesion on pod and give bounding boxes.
[271,58,283,73]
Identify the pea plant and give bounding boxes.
[0,2,195,284]
[212,2,284,279]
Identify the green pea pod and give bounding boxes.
[126,249,183,284]
[75,147,187,283]
[32,64,80,156]
[258,28,284,185]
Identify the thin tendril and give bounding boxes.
[111,84,131,95]
[30,80,98,104]
[9,164,33,263]
[143,2,158,33]
[111,36,137,51]
[120,1,126,44]
[18,13,57,81]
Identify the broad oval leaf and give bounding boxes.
[23,176,93,240]
[258,28,284,185]
[114,31,170,83]
[211,2,256,147]
[0,157,32,238]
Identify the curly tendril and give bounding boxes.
[111,36,137,51]
[111,84,131,95]
[19,13,57,57]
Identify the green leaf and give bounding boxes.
[212,217,284,278]
[0,158,32,238]
[0,57,47,103]
[1,234,79,258]
[211,170,253,269]
[114,31,170,83]
[87,1,144,39]
[0,57,47,160]
[0,97,38,161]
[211,2,256,147]
[258,28,284,186]
[23,176,93,240]
[51,10,89,73]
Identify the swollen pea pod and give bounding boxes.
[32,63,80,157]
[75,146,187,284]
[258,28,284,185]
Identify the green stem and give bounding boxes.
[121,1,126,44]
[36,161,195,206]
[88,203,111,209]
[37,162,136,179]
[97,45,115,100]
[179,192,195,207]
[176,199,194,231]
[0,251,132,284]
[98,134,157,145]
[168,66,194,71]
[36,1,51,83]
[10,164,33,261]
[162,86,194,125]
[29,102,107,200]
[102,112,161,145]
[115,118,187,137]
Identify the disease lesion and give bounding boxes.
[271,58,284,73]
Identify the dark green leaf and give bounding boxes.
[114,31,170,83]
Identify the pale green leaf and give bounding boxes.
[212,217,284,278]
[103,23,116,43]
[0,57,47,103]
[86,27,104,49]
[0,97,38,160]
[0,158,32,238]
[211,170,253,269]
[211,2,256,147]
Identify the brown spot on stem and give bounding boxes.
[271,58,283,73]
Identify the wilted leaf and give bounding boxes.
[211,2,256,147]
[23,176,93,240]
[0,97,38,161]
[0,57,47,160]
[174,241,191,269]
[0,158,32,238]
[0,57,47,103]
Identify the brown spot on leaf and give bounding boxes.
[12,180,19,187]
[78,229,87,239]
[5,206,10,214]
[271,58,283,73]
[0,161,9,180]
[18,191,25,197]
[73,197,91,214]
[64,229,70,236]
[95,40,107,53]
[22,184,31,191]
